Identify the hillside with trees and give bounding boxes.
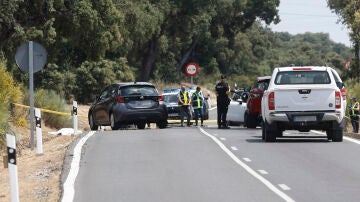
[0,0,354,105]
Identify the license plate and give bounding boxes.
[293,116,316,122]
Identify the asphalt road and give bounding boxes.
[61,109,360,202]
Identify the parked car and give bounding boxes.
[162,90,209,120]
[245,76,271,128]
[261,66,346,142]
[163,92,181,119]
[227,90,249,126]
[88,82,168,130]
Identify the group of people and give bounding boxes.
[177,74,231,129]
[177,85,205,127]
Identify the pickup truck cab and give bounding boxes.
[261,66,346,142]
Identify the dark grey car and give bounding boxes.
[88,82,168,130]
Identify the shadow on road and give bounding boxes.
[247,135,330,143]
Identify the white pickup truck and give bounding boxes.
[261,66,347,142]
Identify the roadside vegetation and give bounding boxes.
[1,1,360,148]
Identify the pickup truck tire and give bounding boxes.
[263,121,276,142]
[332,129,343,142]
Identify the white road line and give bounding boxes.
[231,146,238,151]
[199,128,295,202]
[61,131,96,202]
[220,137,226,141]
[279,184,291,191]
[258,170,269,175]
[243,157,252,162]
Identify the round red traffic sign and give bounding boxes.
[185,62,198,76]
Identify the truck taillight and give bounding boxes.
[335,91,341,109]
[116,96,124,103]
[268,92,275,110]
[341,87,346,100]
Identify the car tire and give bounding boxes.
[264,121,276,142]
[89,114,98,131]
[247,113,257,128]
[110,113,119,130]
[157,120,167,129]
[137,122,146,129]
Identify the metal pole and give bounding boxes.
[73,101,78,135]
[6,134,20,202]
[29,41,35,150]
[35,108,43,155]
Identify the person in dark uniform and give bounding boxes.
[215,75,231,129]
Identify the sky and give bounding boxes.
[269,0,351,47]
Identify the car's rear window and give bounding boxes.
[164,94,178,103]
[120,86,158,96]
[275,71,330,85]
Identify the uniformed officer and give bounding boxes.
[192,86,204,126]
[215,75,231,129]
[349,96,359,133]
[177,85,192,127]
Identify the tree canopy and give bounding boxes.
[0,0,353,103]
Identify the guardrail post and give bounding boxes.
[35,108,43,155]
[73,101,78,135]
[6,134,20,202]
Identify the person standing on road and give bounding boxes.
[192,86,204,126]
[215,75,231,129]
[178,85,192,127]
[349,96,360,133]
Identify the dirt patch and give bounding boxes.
[0,104,90,202]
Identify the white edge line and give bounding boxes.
[199,127,295,202]
[279,184,291,191]
[258,170,269,175]
[62,131,96,202]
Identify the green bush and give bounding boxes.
[22,89,72,129]
[0,61,22,150]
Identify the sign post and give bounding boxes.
[15,41,47,150]
[185,62,199,85]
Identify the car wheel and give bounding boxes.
[89,114,98,130]
[110,113,119,130]
[247,113,257,128]
[137,122,146,129]
[157,120,167,129]
[264,121,276,142]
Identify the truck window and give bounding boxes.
[275,71,330,85]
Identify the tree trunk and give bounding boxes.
[176,42,197,71]
[140,37,158,81]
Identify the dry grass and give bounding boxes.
[0,105,90,202]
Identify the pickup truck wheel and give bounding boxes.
[332,129,343,142]
[326,130,333,140]
[261,123,265,140]
[264,121,276,142]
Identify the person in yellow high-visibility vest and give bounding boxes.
[192,86,204,126]
[177,85,192,127]
[349,96,360,133]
